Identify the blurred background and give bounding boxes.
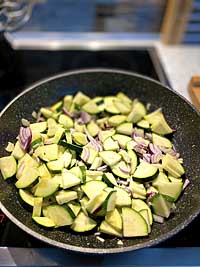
[0,0,199,108]
[0,1,200,265]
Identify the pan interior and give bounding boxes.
[0,69,200,253]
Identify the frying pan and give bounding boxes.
[0,68,200,254]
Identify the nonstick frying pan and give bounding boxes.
[0,68,200,254]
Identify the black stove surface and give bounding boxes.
[0,40,198,248]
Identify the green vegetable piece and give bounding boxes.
[58,114,73,129]
[127,101,146,123]
[71,211,97,232]
[162,154,185,178]
[0,155,17,179]
[122,207,148,237]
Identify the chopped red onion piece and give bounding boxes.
[145,132,152,141]
[151,152,163,164]
[119,164,131,174]
[183,179,190,190]
[124,187,132,196]
[19,127,32,151]
[17,161,25,177]
[143,154,151,163]
[133,145,146,154]
[147,191,157,199]
[132,128,144,138]
[153,214,164,224]
[117,179,129,186]
[97,165,108,172]
[79,111,91,124]
[82,147,90,162]
[63,107,79,118]
[149,143,162,154]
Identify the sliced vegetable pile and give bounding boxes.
[0,91,189,238]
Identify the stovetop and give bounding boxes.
[0,39,199,252]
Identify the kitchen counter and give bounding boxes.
[156,43,200,102]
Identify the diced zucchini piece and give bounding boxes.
[55,190,78,205]
[87,121,100,137]
[82,100,102,114]
[152,171,169,187]
[72,132,88,146]
[71,211,97,232]
[35,144,58,161]
[58,141,82,154]
[156,180,183,201]
[61,151,72,168]
[73,91,90,106]
[34,178,59,197]
[50,100,63,112]
[44,205,74,227]
[111,161,130,179]
[139,209,151,233]
[99,151,121,166]
[58,114,73,129]
[38,164,51,179]
[103,172,118,187]
[63,95,73,110]
[105,208,122,232]
[152,133,172,148]
[122,207,148,237]
[53,127,65,144]
[15,167,39,188]
[98,129,115,142]
[32,197,43,217]
[0,155,17,179]
[115,186,131,207]
[81,180,107,199]
[40,107,58,120]
[151,116,173,135]
[129,180,146,199]
[86,170,103,182]
[108,115,127,127]
[112,134,131,149]
[62,171,81,189]
[11,141,25,160]
[104,96,120,114]
[116,122,133,136]
[33,216,55,227]
[68,202,81,216]
[113,99,131,114]
[103,137,119,151]
[19,189,34,206]
[102,190,117,212]
[30,121,47,133]
[116,92,132,105]
[127,150,138,175]
[90,157,103,170]
[145,109,172,135]
[99,220,122,237]
[18,153,39,169]
[86,191,108,213]
[150,194,173,218]
[133,161,158,180]
[132,199,153,225]
[162,154,185,178]
[118,150,131,163]
[127,101,146,123]
[47,159,64,172]
[137,119,150,129]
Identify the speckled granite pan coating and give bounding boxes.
[0,69,200,254]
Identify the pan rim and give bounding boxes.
[0,67,200,254]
